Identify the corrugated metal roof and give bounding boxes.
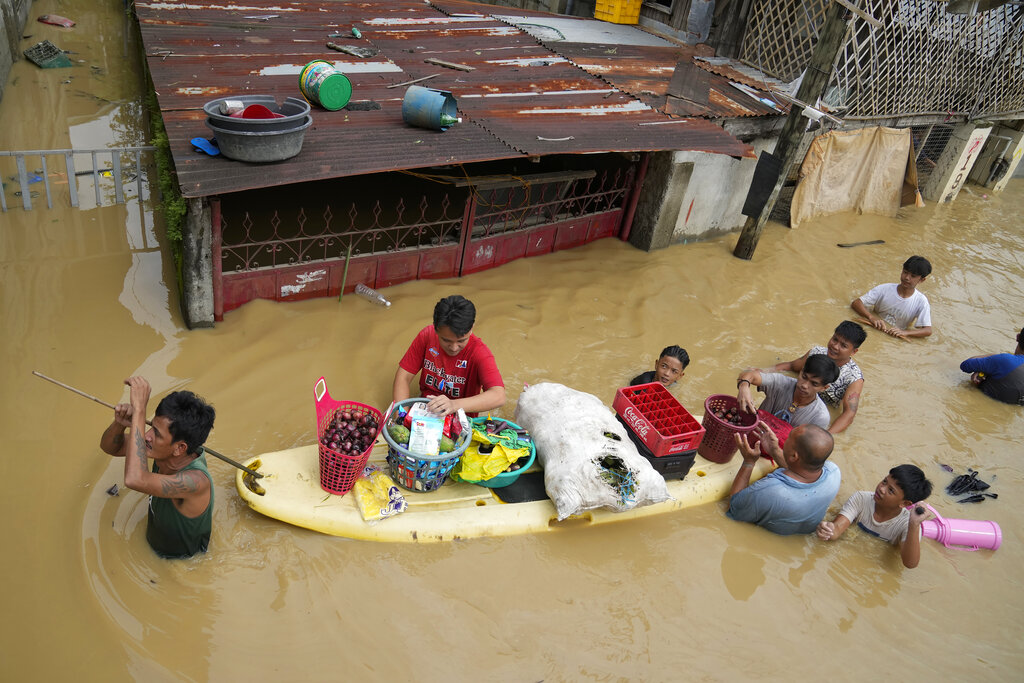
[136,0,757,198]
[548,42,786,118]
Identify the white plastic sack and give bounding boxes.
[513,382,671,521]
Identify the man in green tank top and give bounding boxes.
[100,377,216,558]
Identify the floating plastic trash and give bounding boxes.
[23,40,72,68]
[38,14,75,28]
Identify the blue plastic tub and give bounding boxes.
[460,418,536,489]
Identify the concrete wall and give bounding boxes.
[0,0,31,103]
[629,136,775,250]
[968,124,1024,191]
[182,197,215,329]
[919,123,991,203]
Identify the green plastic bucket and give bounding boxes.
[298,60,352,111]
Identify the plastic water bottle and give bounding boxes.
[355,283,391,307]
[439,113,462,127]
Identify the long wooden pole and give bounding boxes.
[32,371,263,478]
[733,2,852,260]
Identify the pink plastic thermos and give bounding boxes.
[919,503,1002,551]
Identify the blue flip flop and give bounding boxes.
[191,137,220,156]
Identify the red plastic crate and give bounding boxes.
[613,382,705,457]
[755,409,794,457]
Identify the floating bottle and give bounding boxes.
[355,283,391,307]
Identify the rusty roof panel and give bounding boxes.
[135,0,755,198]
[160,80,518,198]
[548,42,785,118]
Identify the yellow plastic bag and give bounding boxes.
[450,427,530,482]
[353,465,407,522]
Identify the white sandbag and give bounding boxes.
[513,382,671,521]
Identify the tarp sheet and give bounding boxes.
[791,126,916,228]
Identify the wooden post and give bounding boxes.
[733,2,851,260]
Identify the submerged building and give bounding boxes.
[128,0,1024,326]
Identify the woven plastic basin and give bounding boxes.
[697,394,758,464]
[381,398,471,492]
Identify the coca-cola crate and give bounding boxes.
[613,382,705,457]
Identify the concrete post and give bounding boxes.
[181,197,215,328]
[967,125,1024,192]
[0,0,32,103]
[628,152,693,251]
[920,123,992,203]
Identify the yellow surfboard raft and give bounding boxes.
[235,435,775,544]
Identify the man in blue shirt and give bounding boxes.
[726,422,839,535]
[959,327,1024,406]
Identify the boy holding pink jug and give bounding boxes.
[816,465,933,569]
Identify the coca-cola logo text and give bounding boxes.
[623,406,650,439]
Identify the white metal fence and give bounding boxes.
[0,146,154,212]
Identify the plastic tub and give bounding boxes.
[204,96,311,132]
[459,418,536,489]
[206,116,312,163]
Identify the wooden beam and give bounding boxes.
[833,0,883,28]
[733,2,851,260]
[424,58,475,72]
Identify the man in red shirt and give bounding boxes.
[392,295,506,416]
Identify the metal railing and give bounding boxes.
[0,146,154,212]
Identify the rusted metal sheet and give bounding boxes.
[694,56,791,93]
[135,0,755,198]
[549,42,785,119]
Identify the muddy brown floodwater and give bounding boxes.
[2,1,1023,681]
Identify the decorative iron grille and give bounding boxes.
[471,168,634,238]
[219,193,464,273]
[739,0,1024,119]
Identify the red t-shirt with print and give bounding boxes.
[399,326,504,400]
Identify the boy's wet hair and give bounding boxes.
[155,391,216,456]
[889,464,933,502]
[903,255,932,278]
[433,295,476,336]
[659,345,690,370]
[834,321,867,348]
[804,353,840,385]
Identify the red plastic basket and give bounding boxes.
[698,394,758,463]
[755,409,794,457]
[314,376,382,495]
[613,383,705,457]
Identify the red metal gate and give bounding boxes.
[212,163,639,320]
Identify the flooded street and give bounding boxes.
[2,1,1023,680]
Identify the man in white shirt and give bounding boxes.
[851,255,933,339]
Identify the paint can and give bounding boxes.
[401,86,459,131]
[298,60,352,111]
